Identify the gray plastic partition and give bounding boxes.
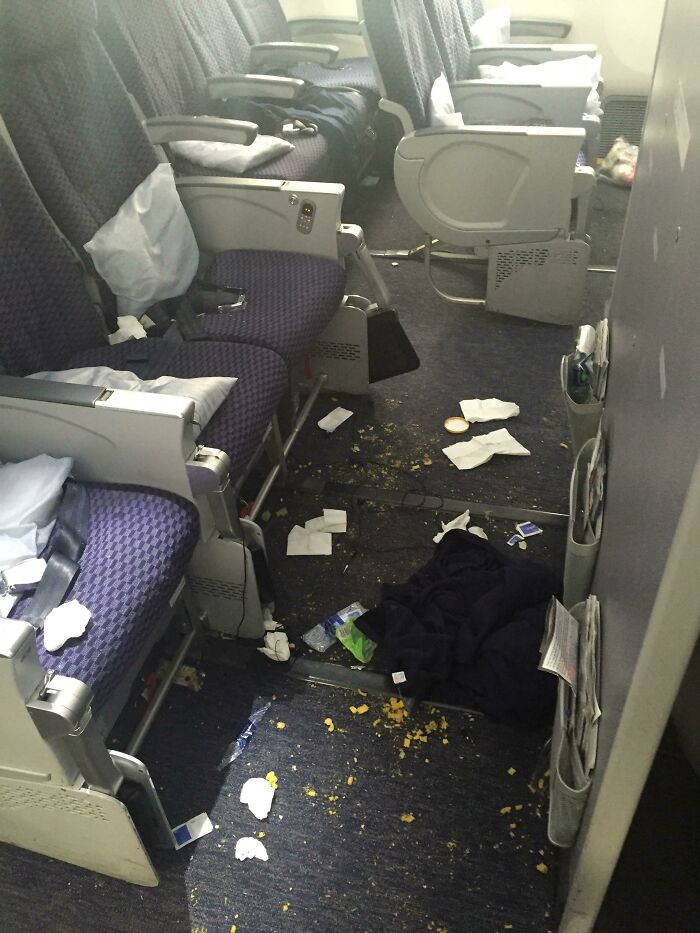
[560,355,604,455]
[557,0,700,929]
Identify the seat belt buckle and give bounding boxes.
[0,571,38,598]
[217,294,248,313]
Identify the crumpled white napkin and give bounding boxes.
[258,631,291,662]
[459,398,520,422]
[240,777,275,819]
[317,407,353,433]
[42,600,91,652]
[433,509,471,544]
[443,428,530,470]
[286,525,332,556]
[235,837,269,862]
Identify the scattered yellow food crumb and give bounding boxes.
[349,704,369,715]
[327,809,336,816]
[373,718,381,727]
[347,776,355,786]
[276,722,286,730]
[357,689,368,697]
[536,862,549,875]
[507,767,516,776]
[265,771,278,790]
[518,541,527,551]
[410,464,420,472]
[514,804,523,811]
[500,806,512,815]
[446,840,457,850]
[440,716,449,730]
[291,765,297,772]
[403,737,411,748]
[282,903,290,912]
[509,823,517,830]
[258,831,266,838]
[538,778,545,790]
[504,925,514,930]
[423,455,433,466]
[442,738,449,745]
[399,749,406,759]
[324,717,335,733]
[230,926,236,933]
[304,786,317,798]
[400,813,415,823]
[560,442,569,449]
[327,795,338,802]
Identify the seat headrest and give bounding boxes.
[0,0,98,63]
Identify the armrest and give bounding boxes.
[176,177,345,262]
[289,16,363,38]
[451,80,589,128]
[250,41,339,68]
[510,19,573,39]
[470,44,598,69]
[144,116,258,147]
[0,376,198,501]
[394,125,584,249]
[207,74,304,102]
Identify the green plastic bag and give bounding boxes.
[332,602,376,663]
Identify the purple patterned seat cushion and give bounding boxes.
[13,483,199,712]
[200,249,345,364]
[171,133,335,182]
[66,339,289,478]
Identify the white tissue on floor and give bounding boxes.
[459,398,520,423]
[305,509,347,533]
[433,509,471,544]
[443,428,530,470]
[317,407,353,433]
[257,631,290,662]
[468,526,489,540]
[42,600,91,652]
[240,777,276,819]
[286,525,333,556]
[235,837,269,862]
[107,315,148,345]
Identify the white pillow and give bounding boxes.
[169,134,294,173]
[479,55,603,116]
[470,6,511,47]
[0,455,73,572]
[28,367,236,437]
[429,73,465,128]
[84,163,200,317]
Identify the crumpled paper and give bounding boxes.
[240,777,275,819]
[459,398,520,423]
[235,837,269,861]
[258,631,290,662]
[433,509,471,544]
[443,428,530,470]
[42,600,91,652]
[286,525,332,556]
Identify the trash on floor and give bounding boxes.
[170,663,205,692]
[444,415,470,434]
[433,509,471,544]
[235,837,269,862]
[240,777,276,820]
[305,509,347,533]
[301,621,337,653]
[468,526,488,540]
[265,771,279,790]
[331,602,377,663]
[263,607,284,632]
[172,812,214,850]
[219,698,272,769]
[599,136,638,186]
[459,398,520,422]
[516,522,543,538]
[258,631,291,662]
[42,600,91,652]
[287,525,332,556]
[507,535,524,547]
[317,406,353,433]
[443,429,530,470]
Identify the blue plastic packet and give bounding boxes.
[218,698,271,770]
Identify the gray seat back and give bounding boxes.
[0,140,106,375]
[424,0,474,84]
[362,0,445,130]
[226,0,292,45]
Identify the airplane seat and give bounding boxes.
[97,0,337,184]
[0,0,348,375]
[226,0,380,96]
[171,0,375,185]
[0,134,290,482]
[10,481,201,732]
[360,0,595,323]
